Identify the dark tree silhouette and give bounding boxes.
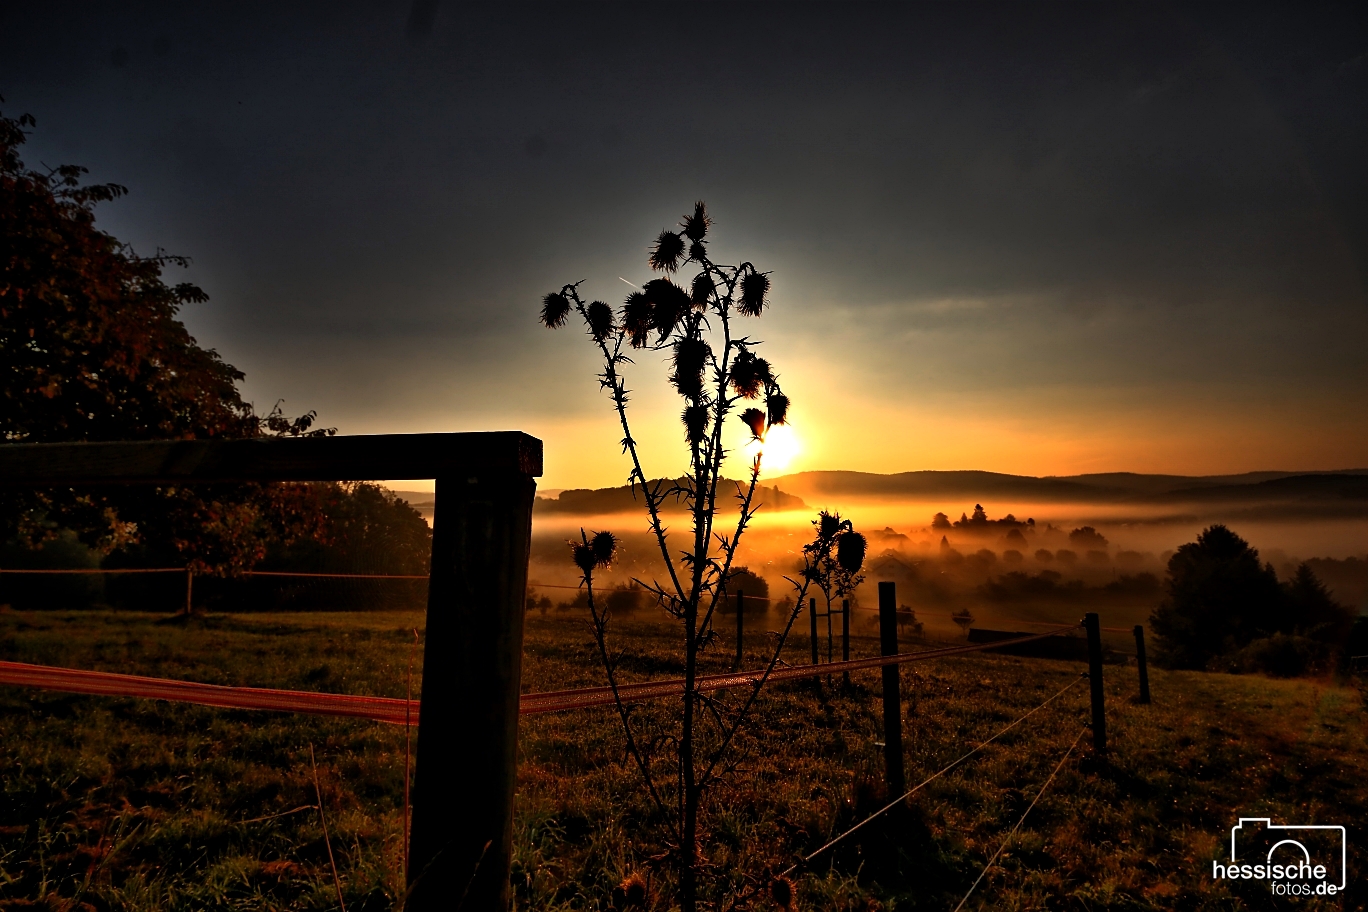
[1150,525,1286,669]
[0,103,331,573]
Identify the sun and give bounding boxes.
[746,423,801,473]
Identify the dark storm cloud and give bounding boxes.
[1,2,1365,469]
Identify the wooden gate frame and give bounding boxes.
[0,432,541,911]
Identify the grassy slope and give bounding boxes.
[0,610,1363,911]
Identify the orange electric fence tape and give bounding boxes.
[0,625,1078,723]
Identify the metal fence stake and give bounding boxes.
[809,597,819,666]
[879,582,906,796]
[735,590,744,670]
[1084,612,1107,753]
[841,598,850,687]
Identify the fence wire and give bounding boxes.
[951,725,1089,911]
[780,673,1087,877]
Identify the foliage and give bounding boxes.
[717,566,769,613]
[950,607,975,635]
[0,102,335,575]
[1149,525,1354,673]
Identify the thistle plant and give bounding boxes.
[541,203,833,910]
[802,511,868,663]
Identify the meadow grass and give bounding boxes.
[0,608,1364,911]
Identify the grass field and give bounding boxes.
[0,608,1364,911]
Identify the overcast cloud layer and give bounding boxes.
[3,2,1365,487]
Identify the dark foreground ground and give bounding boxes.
[0,609,1364,911]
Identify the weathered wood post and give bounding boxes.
[735,590,744,670]
[0,431,542,912]
[809,597,819,665]
[408,469,538,910]
[1133,624,1151,705]
[1084,612,1107,753]
[841,598,851,687]
[878,582,906,796]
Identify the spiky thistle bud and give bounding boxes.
[671,337,711,399]
[740,407,766,440]
[571,541,596,576]
[837,531,867,574]
[689,240,707,262]
[682,404,708,446]
[622,292,653,348]
[690,272,715,309]
[820,511,842,540]
[619,872,649,908]
[586,300,615,343]
[591,530,618,566]
[766,390,789,426]
[680,200,710,241]
[730,350,771,399]
[769,875,795,911]
[540,292,571,328]
[739,271,770,316]
[650,229,685,272]
[643,278,691,339]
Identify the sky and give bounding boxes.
[3,2,1366,490]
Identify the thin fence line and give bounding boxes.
[243,571,429,580]
[0,567,429,580]
[951,725,1088,912]
[779,674,1086,877]
[0,567,185,575]
[522,624,1081,713]
[0,627,1080,723]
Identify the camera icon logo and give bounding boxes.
[1214,817,1347,894]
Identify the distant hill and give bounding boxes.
[533,479,808,515]
[766,468,1368,506]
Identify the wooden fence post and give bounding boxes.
[878,582,906,796]
[735,590,744,670]
[809,598,819,665]
[1134,624,1151,705]
[185,568,193,616]
[841,598,850,687]
[1084,612,1107,753]
[408,471,536,911]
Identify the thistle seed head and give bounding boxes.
[586,300,615,343]
[619,872,649,908]
[540,292,571,328]
[770,876,795,911]
[690,272,715,309]
[682,404,709,446]
[766,390,790,426]
[729,350,771,399]
[571,541,596,576]
[837,530,867,574]
[622,292,653,348]
[671,337,711,399]
[820,511,841,540]
[680,200,710,241]
[591,530,618,566]
[739,271,770,316]
[643,278,691,339]
[650,229,685,272]
[740,407,766,440]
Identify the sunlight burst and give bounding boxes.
[747,423,801,473]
